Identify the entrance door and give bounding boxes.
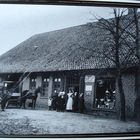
[67,74,80,93]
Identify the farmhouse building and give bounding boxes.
[0,15,138,119]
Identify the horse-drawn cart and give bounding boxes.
[6,92,21,108]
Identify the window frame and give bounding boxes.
[53,77,62,95]
[41,77,50,98]
[29,77,36,90]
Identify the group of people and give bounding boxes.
[48,89,85,113]
[95,89,116,109]
[0,88,85,113]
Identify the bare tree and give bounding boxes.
[130,8,140,124]
[88,8,137,121]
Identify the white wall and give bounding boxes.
[36,76,42,87]
[22,77,30,91]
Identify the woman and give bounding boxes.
[66,89,73,112]
[78,93,85,113]
[73,92,79,112]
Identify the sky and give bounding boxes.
[0,4,125,56]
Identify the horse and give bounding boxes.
[19,87,41,109]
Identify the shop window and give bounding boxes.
[30,77,36,90]
[95,78,116,110]
[41,77,49,97]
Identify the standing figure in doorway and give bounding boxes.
[78,93,85,113]
[73,92,79,112]
[66,89,73,112]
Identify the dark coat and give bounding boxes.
[78,94,85,113]
[1,92,11,111]
[73,93,79,112]
[52,95,57,110]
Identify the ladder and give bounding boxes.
[12,71,32,92]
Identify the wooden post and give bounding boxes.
[79,75,85,94]
[63,75,67,93]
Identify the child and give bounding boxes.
[48,97,52,110]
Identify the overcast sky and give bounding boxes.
[0,4,122,56]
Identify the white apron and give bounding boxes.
[66,92,73,110]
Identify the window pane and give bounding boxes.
[41,77,49,97]
[44,78,46,82]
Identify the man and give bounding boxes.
[1,90,11,111]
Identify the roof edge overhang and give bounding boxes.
[0,66,137,75]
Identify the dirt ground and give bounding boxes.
[0,109,139,136]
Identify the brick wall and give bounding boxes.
[84,92,94,112]
[84,75,95,111]
[123,74,136,119]
[115,74,136,119]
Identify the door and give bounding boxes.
[67,74,80,93]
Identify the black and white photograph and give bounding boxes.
[0,1,140,137]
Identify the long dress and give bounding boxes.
[78,93,85,113]
[73,92,79,112]
[66,92,73,111]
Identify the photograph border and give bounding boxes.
[0,0,139,139]
[0,0,139,7]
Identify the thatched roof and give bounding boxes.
[0,15,138,73]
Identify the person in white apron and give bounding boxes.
[66,90,73,111]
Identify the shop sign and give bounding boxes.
[85,75,95,83]
[85,85,93,96]
[85,85,92,91]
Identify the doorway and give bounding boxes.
[67,74,80,93]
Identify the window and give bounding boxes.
[95,78,116,110]
[30,77,36,90]
[41,77,49,97]
[53,77,61,95]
